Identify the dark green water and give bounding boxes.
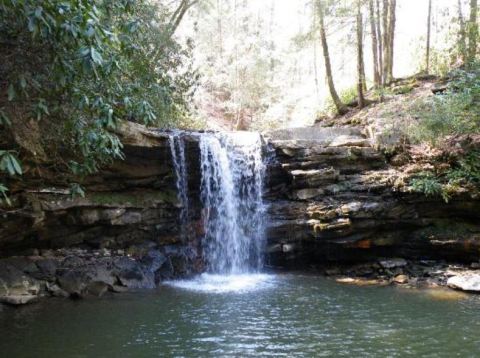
[1,273,480,357]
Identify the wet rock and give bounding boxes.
[111,285,129,293]
[87,282,109,297]
[89,262,117,286]
[141,250,167,273]
[1,257,39,275]
[57,270,89,297]
[34,259,58,281]
[46,282,69,298]
[114,257,155,289]
[325,267,341,276]
[157,257,174,280]
[447,274,480,292]
[393,274,409,284]
[0,263,40,296]
[379,258,407,269]
[0,295,38,305]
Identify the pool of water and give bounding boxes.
[1,274,479,357]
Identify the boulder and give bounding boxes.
[34,259,58,281]
[87,282,110,297]
[113,257,155,289]
[57,270,88,297]
[393,274,409,284]
[447,274,480,292]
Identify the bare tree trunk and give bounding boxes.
[468,0,478,64]
[369,0,381,87]
[426,0,432,73]
[318,0,347,115]
[376,0,383,85]
[313,5,321,101]
[387,0,396,82]
[168,0,198,37]
[458,0,467,63]
[357,0,366,108]
[382,0,389,85]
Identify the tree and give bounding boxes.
[458,0,468,63]
[168,0,200,37]
[468,0,478,64]
[387,0,396,82]
[0,0,197,197]
[369,0,381,87]
[381,0,396,84]
[317,0,347,115]
[376,0,384,84]
[382,0,389,84]
[357,0,366,108]
[425,0,432,73]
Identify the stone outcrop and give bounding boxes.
[0,124,202,255]
[0,246,201,305]
[264,127,480,268]
[1,122,480,304]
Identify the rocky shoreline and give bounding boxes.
[0,244,202,306]
[302,258,480,293]
[3,250,480,307]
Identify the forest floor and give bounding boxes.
[314,76,439,130]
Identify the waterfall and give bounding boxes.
[168,132,189,242]
[199,132,266,274]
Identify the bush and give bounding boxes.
[0,0,197,201]
[407,65,480,145]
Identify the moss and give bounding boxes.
[89,190,177,207]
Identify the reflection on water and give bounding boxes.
[1,274,480,357]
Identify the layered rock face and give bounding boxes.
[1,123,480,304]
[0,124,203,303]
[264,127,480,268]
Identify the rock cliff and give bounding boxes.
[1,122,480,304]
[263,126,480,268]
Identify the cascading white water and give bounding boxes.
[168,132,189,242]
[199,132,267,274]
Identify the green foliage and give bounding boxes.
[69,183,85,199]
[410,172,448,201]
[446,150,480,186]
[407,65,480,145]
[324,86,357,114]
[410,151,480,202]
[0,0,196,180]
[0,151,22,176]
[0,184,11,206]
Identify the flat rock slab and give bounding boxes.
[447,274,480,292]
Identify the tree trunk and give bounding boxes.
[458,0,467,63]
[387,0,396,83]
[168,0,198,37]
[357,0,366,108]
[318,0,347,115]
[376,0,383,85]
[369,0,381,87]
[426,0,432,73]
[468,0,478,64]
[382,0,389,85]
